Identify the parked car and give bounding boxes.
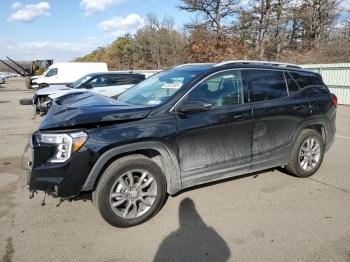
[31,62,108,89]
[0,76,5,84]
[28,61,337,227]
[32,72,145,114]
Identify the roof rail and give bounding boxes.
[174,63,214,68]
[215,60,301,69]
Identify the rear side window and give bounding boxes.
[290,72,323,88]
[107,75,143,85]
[128,76,144,84]
[245,70,288,102]
[285,73,299,94]
[107,75,129,85]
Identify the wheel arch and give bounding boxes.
[293,119,327,147]
[81,141,182,195]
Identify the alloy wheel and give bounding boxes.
[109,169,157,219]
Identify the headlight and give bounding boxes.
[36,131,88,163]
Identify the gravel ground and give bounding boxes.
[0,78,350,262]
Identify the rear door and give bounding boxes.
[244,69,311,171]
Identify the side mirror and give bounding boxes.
[176,99,212,114]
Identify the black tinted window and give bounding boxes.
[246,70,287,102]
[107,75,144,85]
[285,72,299,94]
[128,76,144,84]
[290,72,323,88]
[107,76,129,85]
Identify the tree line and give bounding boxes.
[76,0,350,69]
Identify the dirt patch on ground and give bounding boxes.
[0,156,26,175]
[0,156,26,219]
[2,237,14,262]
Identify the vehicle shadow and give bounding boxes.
[153,197,231,262]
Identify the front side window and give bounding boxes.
[45,68,58,77]
[118,67,208,106]
[245,70,288,102]
[72,74,93,88]
[88,76,107,87]
[187,70,244,108]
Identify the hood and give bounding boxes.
[39,92,152,130]
[48,89,82,100]
[36,85,72,96]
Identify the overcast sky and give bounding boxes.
[0,0,192,62]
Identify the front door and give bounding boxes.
[89,75,108,95]
[175,70,253,187]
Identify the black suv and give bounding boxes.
[28,61,337,227]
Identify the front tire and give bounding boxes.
[93,155,167,227]
[285,129,324,178]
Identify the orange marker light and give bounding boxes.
[72,136,87,152]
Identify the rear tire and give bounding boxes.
[285,129,324,177]
[93,155,167,227]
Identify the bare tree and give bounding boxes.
[76,1,349,67]
[178,0,239,36]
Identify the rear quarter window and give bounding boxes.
[290,71,323,88]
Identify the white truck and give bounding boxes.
[31,62,108,89]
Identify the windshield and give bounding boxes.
[70,74,94,88]
[118,67,207,106]
[41,67,50,76]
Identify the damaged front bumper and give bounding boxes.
[33,95,52,114]
[27,140,97,199]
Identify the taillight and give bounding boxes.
[331,94,338,107]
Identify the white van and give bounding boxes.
[31,62,108,89]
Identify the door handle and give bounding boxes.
[292,105,304,110]
[233,113,247,121]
